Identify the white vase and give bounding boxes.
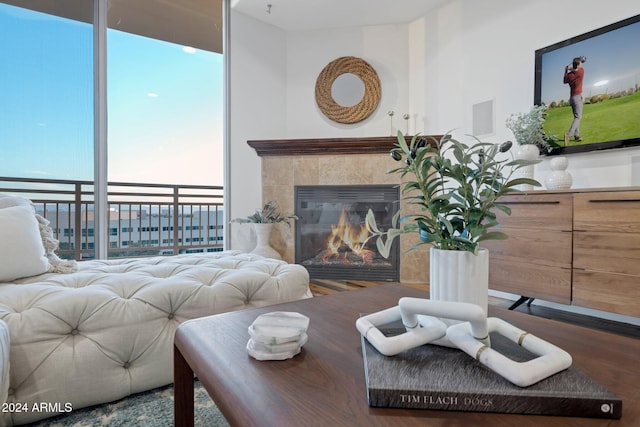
[545,156,573,190]
[515,144,540,191]
[251,223,282,259]
[429,247,489,319]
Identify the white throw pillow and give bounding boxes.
[0,205,51,281]
[0,193,32,209]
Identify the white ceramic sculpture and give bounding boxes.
[356,305,448,356]
[355,298,573,387]
[447,317,572,387]
[544,156,573,190]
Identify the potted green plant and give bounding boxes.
[505,105,551,151]
[365,131,541,313]
[232,201,298,259]
[505,105,552,190]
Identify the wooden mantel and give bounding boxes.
[247,135,442,157]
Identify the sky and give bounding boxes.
[539,19,640,105]
[0,3,224,186]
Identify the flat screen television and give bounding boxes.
[534,14,640,155]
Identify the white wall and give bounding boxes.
[229,1,640,249]
[414,0,640,189]
[285,24,411,137]
[228,11,286,249]
[228,16,413,249]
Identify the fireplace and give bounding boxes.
[295,185,399,281]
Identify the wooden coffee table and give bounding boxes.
[174,284,640,427]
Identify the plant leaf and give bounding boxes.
[503,177,542,188]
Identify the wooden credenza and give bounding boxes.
[484,187,640,317]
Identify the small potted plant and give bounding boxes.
[505,105,552,190]
[365,131,540,312]
[232,201,298,259]
[232,201,298,226]
[505,104,551,152]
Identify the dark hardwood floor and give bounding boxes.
[309,280,640,340]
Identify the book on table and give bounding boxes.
[360,320,622,419]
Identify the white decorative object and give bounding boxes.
[545,156,573,190]
[403,113,410,134]
[447,317,573,387]
[355,298,488,356]
[400,297,489,345]
[515,144,540,191]
[430,247,489,319]
[251,223,282,259]
[355,299,574,387]
[247,311,310,360]
[355,305,448,356]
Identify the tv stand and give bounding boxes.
[484,187,640,318]
[508,296,535,310]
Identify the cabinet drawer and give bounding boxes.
[483,229,571,267]
[573,270,640,317]
[574,231,640,275]
[489,258,571,304]
[495,194,573,231]
[574,191,640,232]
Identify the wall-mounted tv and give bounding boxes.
[534,14,640,155]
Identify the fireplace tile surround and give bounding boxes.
[251,136,432,284]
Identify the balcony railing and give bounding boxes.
[0,176,224,260]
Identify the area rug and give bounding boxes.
[28,380,229,426]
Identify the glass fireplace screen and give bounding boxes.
[294,185,399,281]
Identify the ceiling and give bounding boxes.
[231,0,451,31]
[2,0,448,54]
[1,0,223,53]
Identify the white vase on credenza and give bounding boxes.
[515,144,540,191]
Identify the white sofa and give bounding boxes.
[0,195,311,425]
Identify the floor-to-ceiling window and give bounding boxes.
[0,0,224,259]
[106,1,223,186]
[0,2,94,181]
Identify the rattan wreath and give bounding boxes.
[314,56,381,124]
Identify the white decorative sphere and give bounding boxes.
[549,156,569,171]
[545,156,573,190]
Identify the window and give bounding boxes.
[107,1,224,187]
[0,0,224,259]
[0,3,93,180]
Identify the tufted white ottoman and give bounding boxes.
[0,250,311,425]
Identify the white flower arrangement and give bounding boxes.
[505,105,551,152]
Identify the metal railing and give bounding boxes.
[0,176,224,260]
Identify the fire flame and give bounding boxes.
[323,206,375,262]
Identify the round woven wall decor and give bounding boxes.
[315,56,381,124]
